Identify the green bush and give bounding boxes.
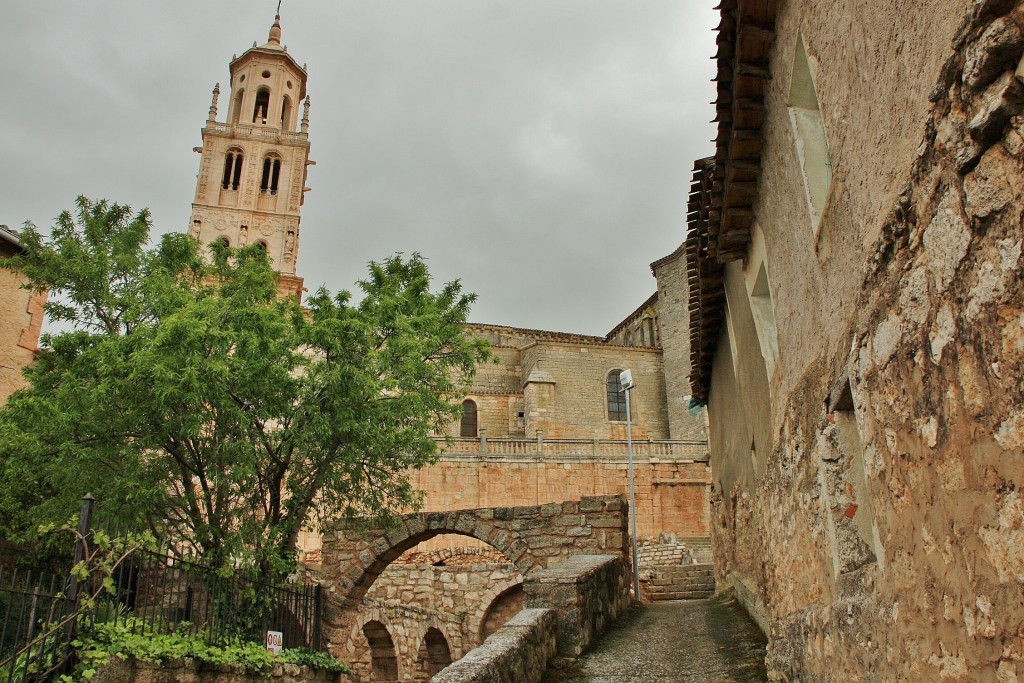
[66,617,348,681]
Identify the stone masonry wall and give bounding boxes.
[522,554,632,660]
[411,453,711,540]
[430,609,558,683]
[711,2,1024,680]
[0,236,45,405]
[318,497,629,675]
[520,341,667,440]
[432,554,631,683]
[652,250,708,442]
[93,658,336,683]
[338,559,523,681]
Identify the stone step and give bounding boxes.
[648,589,715,601]
[649,573,712,585]
[649,581,714,592]
[648,577,714,589]
[653,566,714,577]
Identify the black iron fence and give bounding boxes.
[0,496,324,682]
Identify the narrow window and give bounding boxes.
[607,370,627,421]
[460,399,478,437]
[231,153,243,189]
[261,155,281,194]
[222,150,243,190]
[281,95,293,130]
[231,89,244,124]
[646,318,657,346]
[748,262,780,379]
[271,158,281,193]
[222,153,234,189]
[640,321,650,346]
[261,157,272,192]
[253,88,270,124]
[788,36,832,235]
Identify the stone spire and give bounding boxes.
[301,95,310,133]
[208,83,220,123]
[267,14,282,47]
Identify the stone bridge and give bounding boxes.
[315,495,629,682]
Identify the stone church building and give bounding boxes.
[180,14,713,555]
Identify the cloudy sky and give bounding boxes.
[0,1,717,336]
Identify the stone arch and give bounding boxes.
[402,545,508,567]
[415,626,453,679]
[332,511,545,609]
[465,575,525,644]
[359,616,399,682]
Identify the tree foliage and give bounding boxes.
[0,197,490,574]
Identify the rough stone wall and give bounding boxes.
[705,1,1024,680]
[431,555,631,683]
[430,609,558,683]
[93,658,336,683]
[344,600,464,682]
[0,238,45,404]
[522,554,632,660]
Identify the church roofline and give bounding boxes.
[230,47,307,82]
[605,291,659,340]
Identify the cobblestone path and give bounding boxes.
[540,595,767,682]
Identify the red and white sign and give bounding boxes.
[266,630,283,655]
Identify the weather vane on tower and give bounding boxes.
[276,0,282,15]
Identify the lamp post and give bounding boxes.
[619,369,641,601]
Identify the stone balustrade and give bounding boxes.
[436,436,708,460]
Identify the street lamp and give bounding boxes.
[619,369,640,601]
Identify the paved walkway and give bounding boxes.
[540,596,768,683]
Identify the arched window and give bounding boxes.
[417,628,452,678]
[253,88,271,124]
[607,370,627,421]
[460,399,478,437]
[260,155,282,194]
[281,95,293,130]
[222,149,243,190]
[255,240,268,254]
[231,89,244,124]
[362,621,398,681]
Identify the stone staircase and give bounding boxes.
[646,564,715,601]
[677,537,713,564]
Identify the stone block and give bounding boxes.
[964,17,1024,90]
[969,71,1024,144]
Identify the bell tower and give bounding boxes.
[188,13,313,299]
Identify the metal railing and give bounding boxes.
[0,497,324,682]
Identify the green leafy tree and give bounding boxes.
[0,197,489,575]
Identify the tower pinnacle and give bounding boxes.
[268,15,282,46]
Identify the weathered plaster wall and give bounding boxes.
[707,1,1024,679]
[757,0,971,424]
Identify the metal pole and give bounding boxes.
[624,387,641,601]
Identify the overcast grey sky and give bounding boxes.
[0,1,717,336]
